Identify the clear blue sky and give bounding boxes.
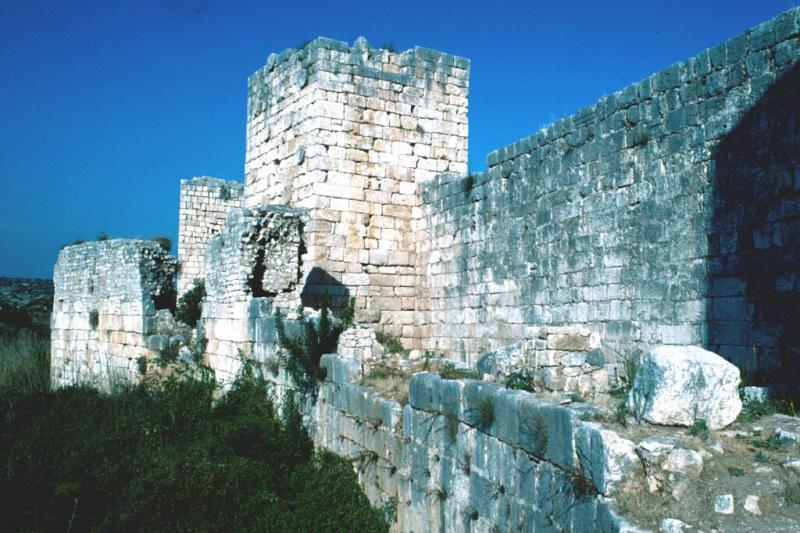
[1,0,796,279]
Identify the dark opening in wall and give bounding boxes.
[301,267,350,312]
[248,248,276,298]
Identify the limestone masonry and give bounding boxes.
[51,7,800,532]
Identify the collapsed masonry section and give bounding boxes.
[201,206,305,385]
[177,177,243,297]
[50,240,177,389]
[244,37,469,344]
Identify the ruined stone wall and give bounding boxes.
[245,37,468,346]
[177,177,243,297]
[50,240,177,388]
[418,8,800,372]
[201,206,305,385]
[314,355,639,532]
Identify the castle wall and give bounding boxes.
[418,8,800,371]
[50,240,177,388]
[200,206,305,386]
[177,177,243,297]
[245,38,468,345]
[313,355,640,532]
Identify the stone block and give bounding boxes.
[408,372,441,412]
[576,422,643,495]
[627,346,742,429]
[517,396,575,469]
[320,354,361,383]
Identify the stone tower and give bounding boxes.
[244,37,469,345]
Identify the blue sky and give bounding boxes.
[1,0,796,279]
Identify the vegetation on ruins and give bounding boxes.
[689,419,710,441]
[437,362,481,381]
[519,410,548,458]
[274,292,355,392]
[149,235,172,252]
[0,362,388,532]
[469,392,495,430]
[504,368,536,392]
[375,330,404,354]
[175,279,205,328]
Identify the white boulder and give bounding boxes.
[627,346,741,430]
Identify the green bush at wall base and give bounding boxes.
[0,369,387,532]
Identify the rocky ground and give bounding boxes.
[603,405,800,532]
[357,335,800,533]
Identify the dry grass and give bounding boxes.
[360,367,411,404]
[0,330,50,394]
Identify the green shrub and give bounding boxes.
[568,392,584,403]
[727,466,745,477]
[438,363,480,380]
[89,310,99,330]
[470,393,494,429]
[0,366,387,532]
[176,280,205,328]
[784,482,800,505]
[689,419,709,441]
[614,399,629,428]
[96,232,110,241]
[504,368,536,392]
[613,351,640,395]
[375,331,404,354]
[520,411,548,457]
[149,236,172,252]
[155,341,181,368]
[275,292,354,392]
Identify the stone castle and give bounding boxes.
[49,8,800,532]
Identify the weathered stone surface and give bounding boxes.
[177,177,243,296]
[475,341,525,378]
[744,495,762,515]
[51,239,177,389]
[773,415,800,446]
[577,422,643,495]
[627,346,742,429]
[783,456,800,474]
[659,518,689,533]
[714,494,734,514]
[662,448,704,477]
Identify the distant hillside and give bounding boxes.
[0,278,53,334]
[0,277,53,309]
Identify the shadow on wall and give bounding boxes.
[708,61,800,384]
[301,267,351,312]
